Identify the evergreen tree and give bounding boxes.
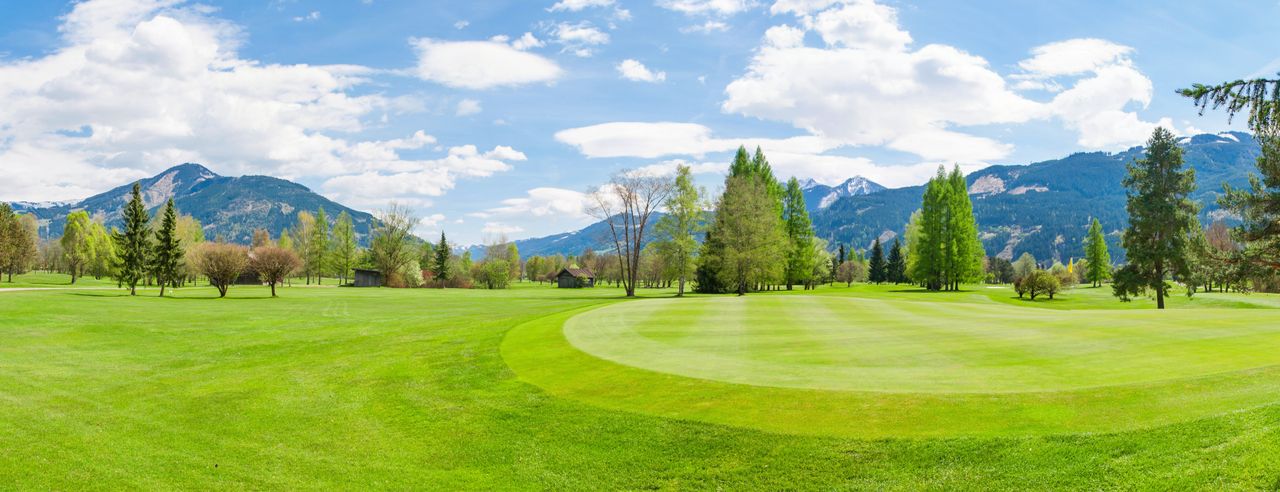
[1113,127,1199,309]
[332,211,358,284]
[907,166,984,291]
[868,238,886,284]
[886,238,906,284]
[1083,218,1112,287]
[782,177,815,290]
[310,207,330,284]
[151,199,184,297]
[947,166,985,290]
[656,164,705,296]
[114,182,151,295]
[433,232,452,286]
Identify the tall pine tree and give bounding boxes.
[1113,127,1199,309]
[114,183,151,295]
[433,232,452,287]
[886,238,906,284]
[868,238,886,284]
[151,199,183,297]
[1083,218,1111,287]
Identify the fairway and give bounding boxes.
[8,281,1280,488]
[506,291,1280,438]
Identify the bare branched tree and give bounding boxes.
[587,172,673,297]
[370,203,419,287]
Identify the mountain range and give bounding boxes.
[8,132,1262,264]
[503,131,1261,264]
[10,163,374,245]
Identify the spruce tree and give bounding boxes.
[151,199,183,297]
[1083,218,1111,287]
[868,238,886,284]
[114,183,151,295]
[886,238,906,284]
[1113,127,1199,309]
[433,232,451,287]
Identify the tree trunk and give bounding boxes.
[271,282,277,297]
[159,281,166,297]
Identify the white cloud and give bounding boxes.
[485,187,594,220]
[723,0,1181,170]
[681,21,731,33]
[454,20,469,29]
[555,121,840,158]
[0,0,525,217]
[511,32,544,50]
[411,37,562,89]
[658,0,757,16]
[763,24,805,48]
[1013,38,1175,148]
[482,222,525,235]
[322,144,528,208]
[631,159,727,177]
[549,0,615,11]
[292,11,320,22]
[1017,38,1134,79]
[804,0,911,51]
[550,22,610,57]
[456,98,483,116]
[617,59,667,83]
[769,0,841,15]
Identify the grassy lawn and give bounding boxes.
[4,275,1280,488]
[0,271,119,288]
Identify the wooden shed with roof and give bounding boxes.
[555,267,595,288]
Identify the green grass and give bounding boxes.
[5,275,1280,488]
[0,271,119,288]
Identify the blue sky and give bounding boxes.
[1,0,1277,245]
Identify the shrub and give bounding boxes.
[194,243,248,298]
[249,246,300,297]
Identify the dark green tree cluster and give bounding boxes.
[885,238,906,283]
[906,165,985,291]
[696,146,791,295]
[114,183,153,295]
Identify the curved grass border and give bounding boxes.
[502,303,1280,438]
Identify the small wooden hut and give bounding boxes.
[555,267,595,288]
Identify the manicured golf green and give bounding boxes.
[6,274,1280,488]
[505,294,1280,438]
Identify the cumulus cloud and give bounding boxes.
[0,0,521,212]
[616,59,666,83]
[725,1,1041,163]
[411,37,562,89]
[511,32,544,50]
